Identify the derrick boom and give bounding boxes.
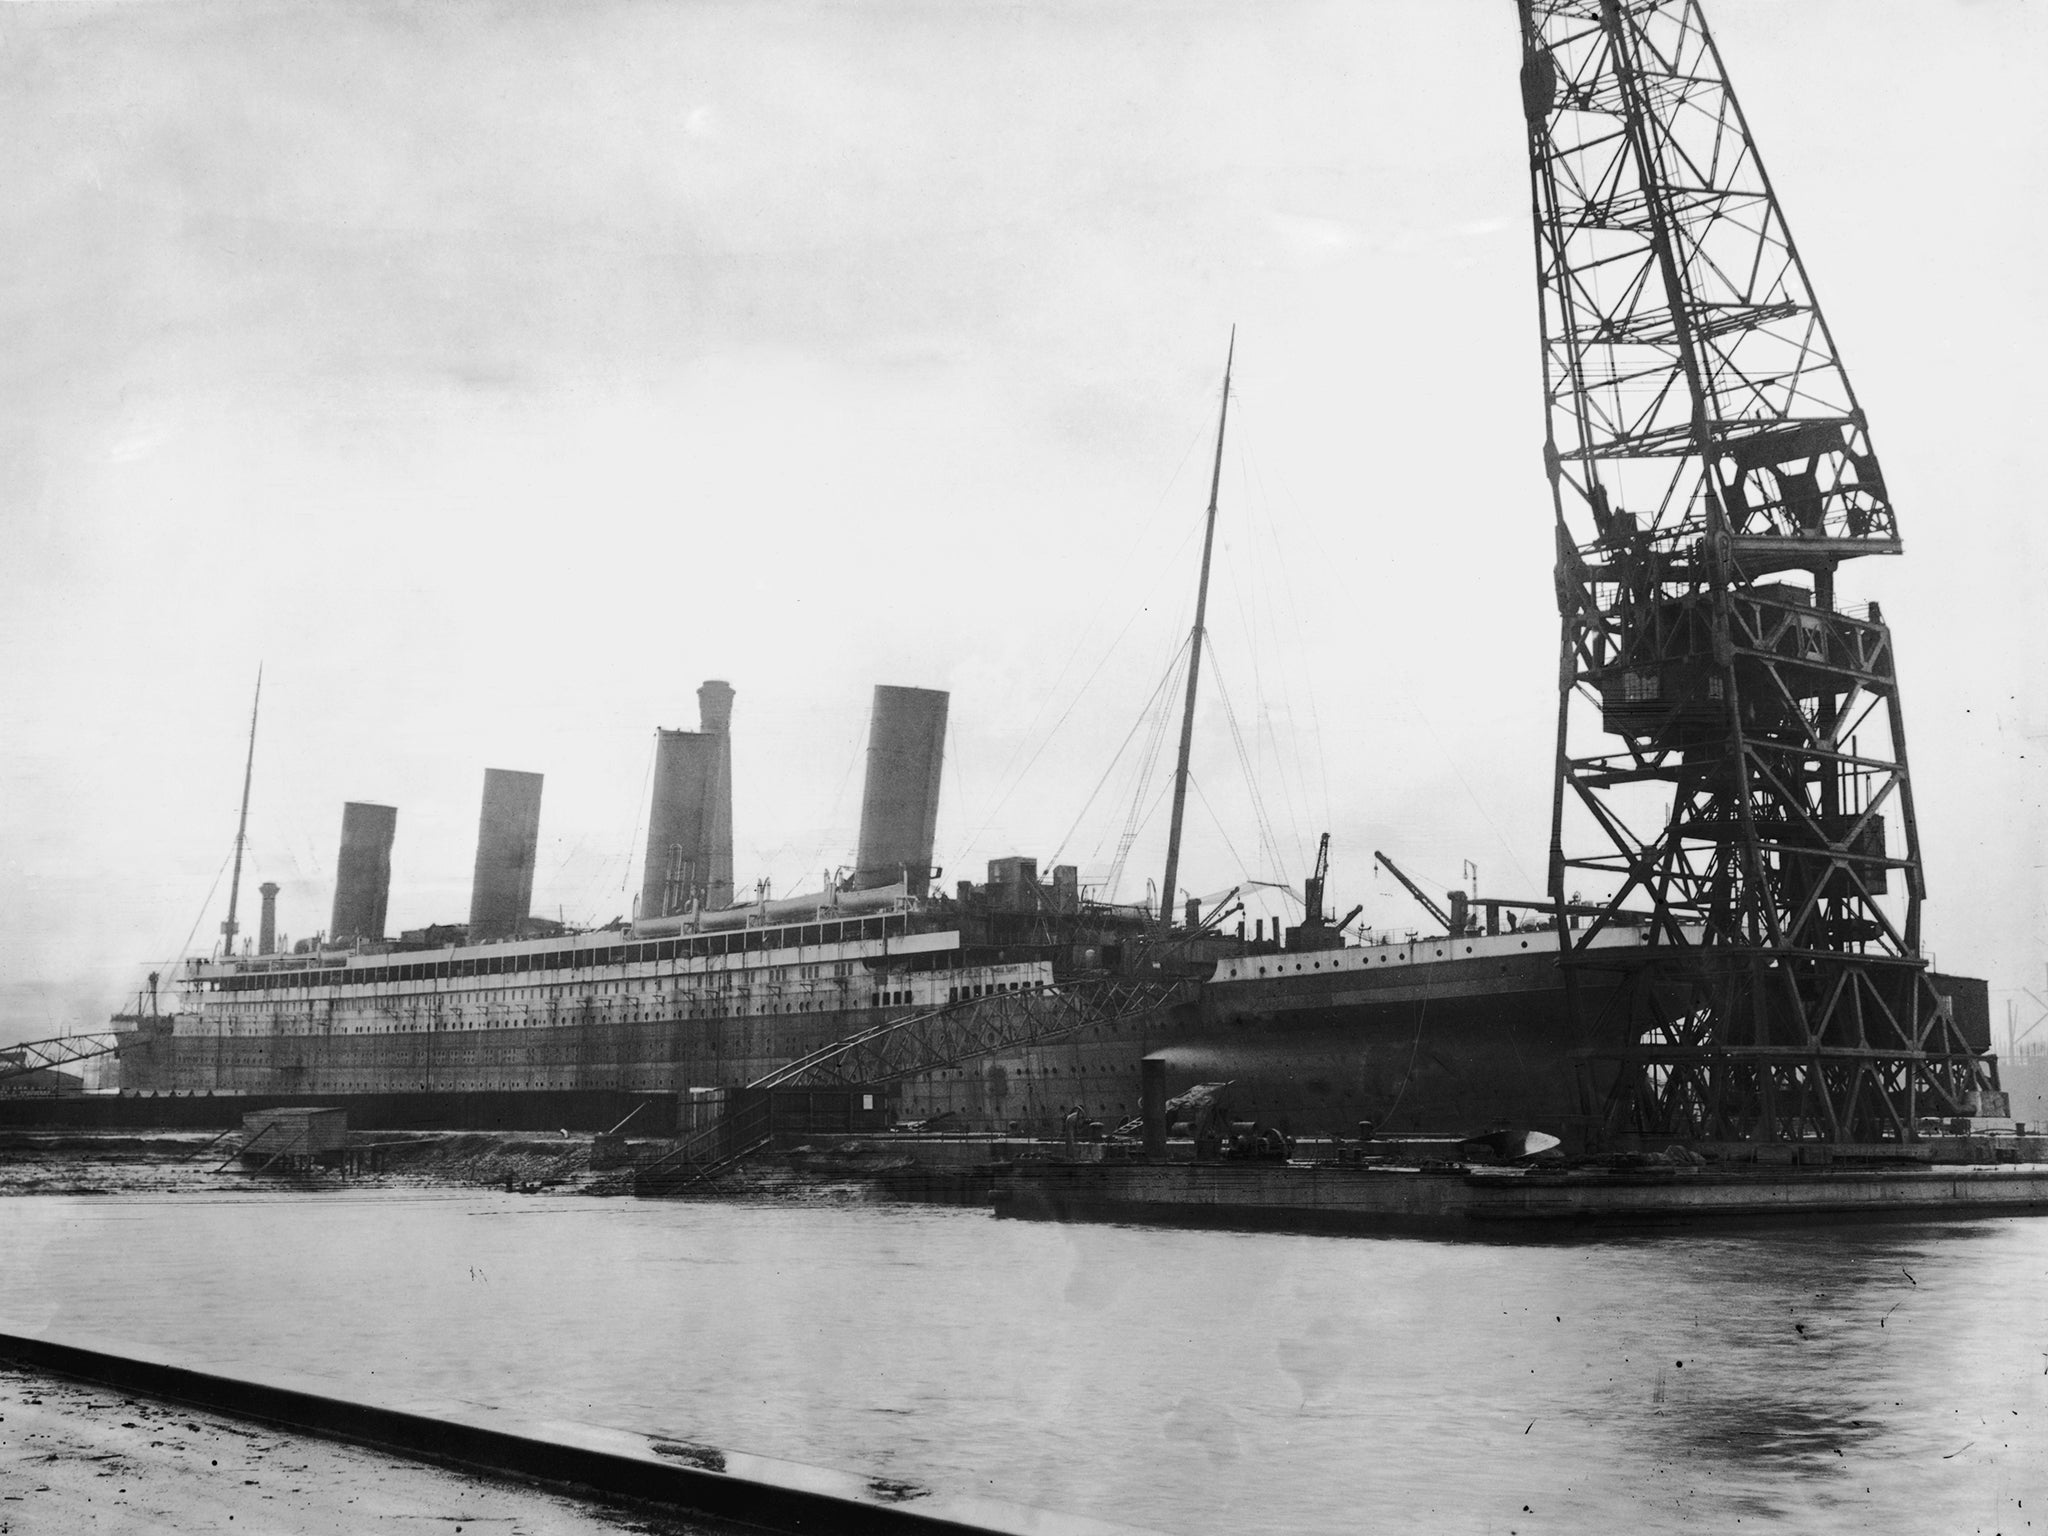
[1515,0,1993,1143]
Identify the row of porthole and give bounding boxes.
[1247,939,1534,978]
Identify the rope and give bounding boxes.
[1235,402,1333,848]
[1045,632,1186,873]
[1202,635,1287,885]
[1188,773,1252,884]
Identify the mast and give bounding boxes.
[220,666,262,959]
[1158,330,1234,928]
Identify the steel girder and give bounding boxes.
[1516,0,1993,1142]
[0,1032,123,1085]
[750,974,1195,1091]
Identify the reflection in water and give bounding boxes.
[0,1195,2042,1536]
[1563,1222,2032,1531]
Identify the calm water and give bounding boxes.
[2,1191,2043,1535]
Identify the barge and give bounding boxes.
[992,1146,2048,1235]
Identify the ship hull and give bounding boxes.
[896,935,1629,1139]
[114,1004,911,1099]
[111,925,1636,1142]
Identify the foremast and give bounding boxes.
[220,666,262,960]
[1158,331,1234,929]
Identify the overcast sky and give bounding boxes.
[2,0,2042,1046]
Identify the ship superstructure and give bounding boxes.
[118,682,1072,1102]
[123,894,1051,1097]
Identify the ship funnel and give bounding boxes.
[638,681,736,921]
[697,680,735,910]
[468,768,544,941]
[258,882,279,955]
[330,801,396,943]
[852,685,948,895]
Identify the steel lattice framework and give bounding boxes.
[631,974,1196,1195]
[0,1032,123,1085]
[752,974,1194,1090]
[1516,0,1993,1142]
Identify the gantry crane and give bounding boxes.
[1516,0,1995,1142]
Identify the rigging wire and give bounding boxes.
[1234,396,1335,836]
[962,575,1188,857]
[958,410,1216,853]
[169,846,237,967]
[1395,685,1541,892]
[1188,773,1253,886]
[1209,397,1315,881]
[1045,633,1189,874]
[1234,425,1311,876]
[619,730,657,899]
[1103,641,1188,900]
[1106,780,1177,901]
[1202,634,1289,886]
[800,725,866,884]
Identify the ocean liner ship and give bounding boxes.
[103,343,1993,1144]
[110,671,1693,1139]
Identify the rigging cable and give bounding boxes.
[618,729,658,899]
[1202,634,1289,886]
[1188,773,1254,886]
[1218,399,1311,876]
[1396,685,1541,892]
[959,409,1216,854]
[1235,398,1334,840]
[801,724,866,885]
[1104,663,1185,900]
[169,845,237,968]
[1044,632,1188,876]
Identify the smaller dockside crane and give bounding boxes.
[1373,849,1470,937]
[1286,833,1362,950]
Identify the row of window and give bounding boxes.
[213,915,914,993]
[877,981,1030,1006]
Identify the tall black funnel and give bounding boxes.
[639,682,736,920]
[697,681,735,910]
[330,802,396,943]
[853,685,948,895]
[468,769,544,941]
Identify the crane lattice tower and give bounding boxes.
[1515,0,1996,1143]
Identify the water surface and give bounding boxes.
[2,1192,2042,1535]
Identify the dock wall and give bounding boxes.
[0,1088,678,1134]
[0,1331,1147,1536]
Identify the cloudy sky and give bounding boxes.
[1,0,2042,1046]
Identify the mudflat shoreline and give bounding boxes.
[0,1361,735,1536]
[0,1129,618,1199]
